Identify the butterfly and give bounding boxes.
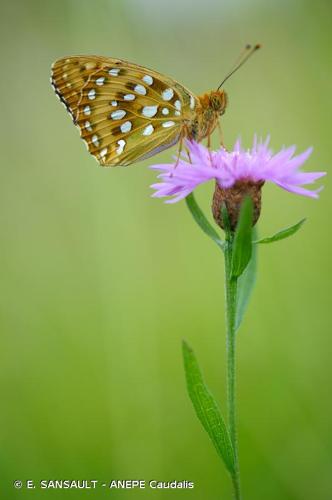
[51,47,259,167]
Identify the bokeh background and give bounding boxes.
[1,0,331,498]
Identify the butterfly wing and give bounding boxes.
[51,56,198,166]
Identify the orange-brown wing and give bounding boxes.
[51,55,199,166]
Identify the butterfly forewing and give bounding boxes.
[51,56,198,166]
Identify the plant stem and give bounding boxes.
[224,235,241,500]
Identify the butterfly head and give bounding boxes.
[209,90,228,116]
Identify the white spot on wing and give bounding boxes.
[88,89,96,100]
[134,84,146,95]
[124,94,135,101]
[111,100,118,107]
[162,107,169,115]
[162,121,175,128]
[83,105,91,115]
[111,110,126,120]
[116,139,126,155]
[96,77,105,86]
[120,121,132,133]
[142,75,153,85]
[100,148,108,158]
[143,124,154,136]
[162,88,174,101]
[92,134,100,147]
[142,105,158,118]
[190,95,195,109]
[174,100,181,110]
[109,68,120,76]
[85,121,92,131]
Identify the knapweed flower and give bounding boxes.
[150,137,326,229]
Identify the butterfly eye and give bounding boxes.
[210,91,227,114]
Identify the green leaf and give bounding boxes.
[254,218,306,244]
[221,203,232,240]
[231,197,253,278]
[185,193,224,251]
[235,227,257,331]
[182,341,235,474]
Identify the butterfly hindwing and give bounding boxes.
[51,56,198,166]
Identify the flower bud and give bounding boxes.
[212,180,264,230]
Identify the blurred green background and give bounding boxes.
[1,0,331,498]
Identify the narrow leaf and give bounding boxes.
[221,203,232,240]
[182,341,235,474]
[185,193,224,250]
[254,218,306,244]
[235,227,257,331]
[231,197,253,278]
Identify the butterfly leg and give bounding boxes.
[169,134,185,178]
[175,135,184,168]
[185,144,192,164]
[207,133,213,165]
[175,126,192,168]
[217,121,225,148]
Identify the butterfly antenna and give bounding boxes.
[217,43,261,90]
[230,43,252,69]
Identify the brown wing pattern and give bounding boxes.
[51,56,198,166]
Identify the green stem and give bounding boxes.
[224,235,241,500]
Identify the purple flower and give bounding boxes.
[150,137,326,203]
